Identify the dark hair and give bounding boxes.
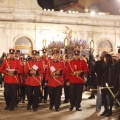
[1,52,6,59]
[100,51,108,59]
[104,54,113,64]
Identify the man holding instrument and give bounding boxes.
[45,49,64,112]
[0,49,23,111]
[66,50,89,111]
[24,50,44,111]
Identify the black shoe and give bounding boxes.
[49,105,53,110]
[69,106,74,111]
[76,107,82,111]
[33,108,38,112]
[88,96,95,99]
[27,105,31,110]
[100,110,108,116]
[10,108,14,111]
[105,110,112,117]
[55,108,60,112]
[5,106,10,110]
[63,100,68,103]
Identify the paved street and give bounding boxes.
[0,87,119,120]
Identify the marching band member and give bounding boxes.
[19,56,26,103]
[41,49,49,103]
[24,50,44,111]
[63,54,70,103]
[66,50,89,111]
[0,49,23,111]
[45,49,64,112]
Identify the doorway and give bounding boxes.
[98,40,112,55]
[14,36,33,57]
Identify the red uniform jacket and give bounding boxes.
[46,60,65,87]
[66,59,89,83]
[63,61,69,82]
[41,56,49,77]
[0,59,23,84]
[18,63,26,86]
[24,60,44,86]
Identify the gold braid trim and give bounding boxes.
[48,61,63,86]
[27,61,41,85]
[5,60,19,83]
[68,62,84,82]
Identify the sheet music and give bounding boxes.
[32,64,38,70]
[50,66,56,72]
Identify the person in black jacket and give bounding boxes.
[0,52,7,87]
[94,51,108,112]
[111,49,120,118]
[100,54,114,116]
[87,54,96,99]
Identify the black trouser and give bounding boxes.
[48,86,62,109]
[69,83,83,109]
[42,78,48,101]
[20,85,26,101]
[4,83,18,109]
[102,89,113,111]
[64,82,69,101]
[26,85,40,109]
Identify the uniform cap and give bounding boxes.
[53,50,59,54]
[42,49,47,53]
[32,50,37,55]
[74,50,80,55]
[16,50,20,54]
[65,54,69,58]
[9,49,15,54]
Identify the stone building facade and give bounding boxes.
[0,0,120,56]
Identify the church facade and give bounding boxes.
[0,0,120,56]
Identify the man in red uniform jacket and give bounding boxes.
[66,50,89,111]
[63,54,70,103]
[24,50,44,111]
[0,49,23,111]
[45,49,64,112]
[41,49,49,103]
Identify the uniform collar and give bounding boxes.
[53,60,59,62]
[74,58,80,61]
[10,58,15,60]
[31,59,37,62]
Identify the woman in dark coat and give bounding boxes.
[100,54,114,116]
[0,52,7,87]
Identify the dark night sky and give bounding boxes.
[37,0,54,9]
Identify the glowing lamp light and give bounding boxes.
[90,11,96,16]
[60,10,63,12]
[43,8,46,11]
[76,11,79,13]
[52,9,54,12]
[47,9,50,11]
[64,37,68,46]
[42,39,46,48]
[68,10,72,13]
[90,40,94,48]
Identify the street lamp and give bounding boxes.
[90,40,94,49]
[42,39,46,48]
[64,37,68,47]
